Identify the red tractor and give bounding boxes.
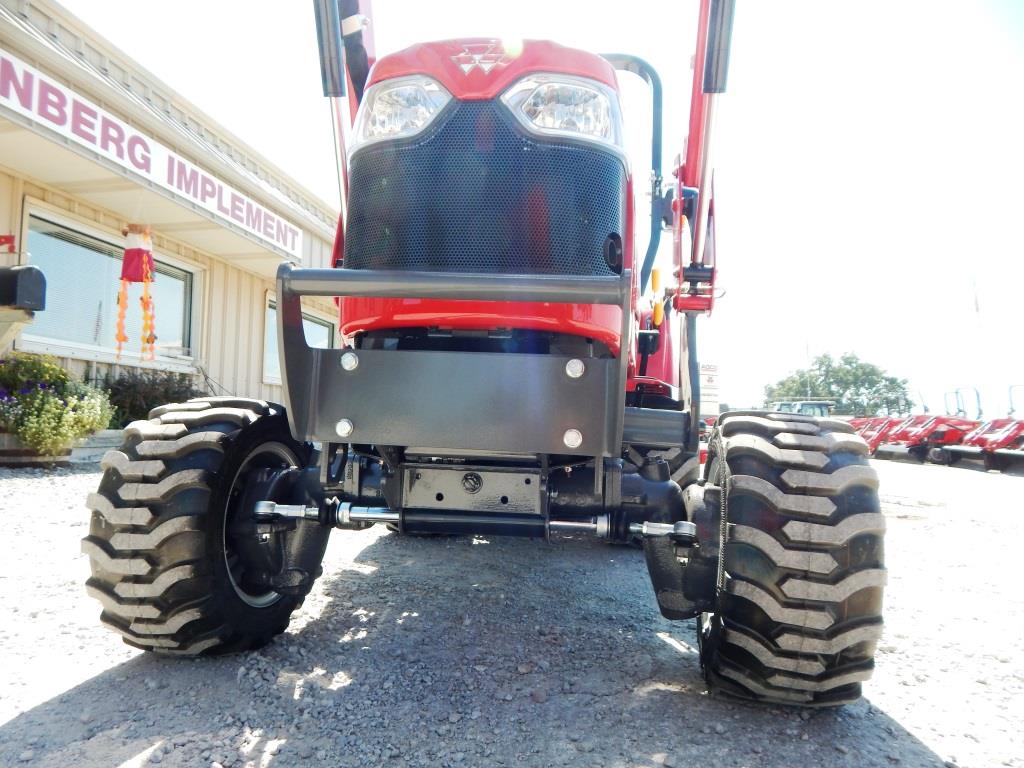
[940,386,1024,470]
[874,414,979,462]
[873,387,981,461]
[857,415,914,454]
[81,1,885,706]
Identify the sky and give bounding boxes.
[57,0,1024,415]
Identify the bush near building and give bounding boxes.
[0,352,112,455]
[104,369,206,427]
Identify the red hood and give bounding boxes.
[366,38,619,100]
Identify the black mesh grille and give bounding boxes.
[344,101,626,276]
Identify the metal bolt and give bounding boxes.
[563,428,583,449]
[335,418,354,438]
[340,351,359,371]
[461,472,483,494]
[565,358,585,379]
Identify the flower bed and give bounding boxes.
[0,353,112,465]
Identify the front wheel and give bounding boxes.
[983,453,1008,472]
[81,397,324,655]
[699,412,886,705]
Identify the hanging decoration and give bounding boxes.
[117,224,156,360]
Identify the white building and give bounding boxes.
[0,0,340,401]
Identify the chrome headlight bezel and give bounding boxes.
[500,73,625,151]
[349,75,453,155]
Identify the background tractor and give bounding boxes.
[769,399,836,418]
[82,0,885,706]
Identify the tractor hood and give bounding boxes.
[365,38,620,100]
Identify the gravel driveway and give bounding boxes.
[0,460,1020,768]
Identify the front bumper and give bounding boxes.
[277,263,649,458]
[994,448,1024,460]
[873,444,921,460]
[942,445,983,456]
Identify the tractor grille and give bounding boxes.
[343,101,626,276]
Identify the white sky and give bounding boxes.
[58,0,1024,416]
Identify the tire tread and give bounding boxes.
[701,411,885,706]
[82,397,310,656]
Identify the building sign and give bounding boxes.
[0,47,302,258]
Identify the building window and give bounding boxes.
[23,215,195,363]
[263,300,334,384]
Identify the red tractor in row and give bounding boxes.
[939,386,1024,470]
[81,1,885,706]
[848,415,898,453]
[853,415,916,455]
[851,386,1024,472]
[873,414,980,462]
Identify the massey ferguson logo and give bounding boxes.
[451,43,510,74]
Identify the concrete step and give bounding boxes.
[0,432,70,466]
[70,429,125,464]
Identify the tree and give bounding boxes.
[764,353,911,416]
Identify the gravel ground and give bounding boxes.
[0,460,1021,768]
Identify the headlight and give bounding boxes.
[350,76,452,153]
[501,75,623,149]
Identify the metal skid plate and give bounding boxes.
[315,347,617,456]
[402,464,543,514]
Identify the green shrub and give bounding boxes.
[0,353,113,455]
[0,351,69,392]
[104,369,206,427]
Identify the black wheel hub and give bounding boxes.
[223,442,304,607]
